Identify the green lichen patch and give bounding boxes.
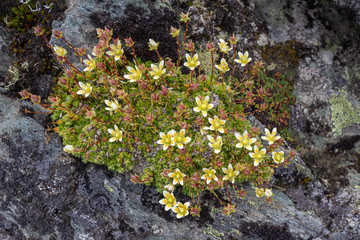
[329,88,360,137]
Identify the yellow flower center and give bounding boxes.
[268,135,275,141]
[167,196,175,204]
[177,136,183,142]
[115,49,123,56]
[242,139,249,145]
[214,122,220,129]
[179,207,187,215]
[200,104,208,110]
[165,138,171,144]
[207,172,213,178]
[228,172,233,178]
[114,132,121,139]
[190,60,195,67]
[176,173,181,179]
[256,153,262,159]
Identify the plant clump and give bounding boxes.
[21,12,296,218]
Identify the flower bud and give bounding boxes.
[180,122,189,130]
[191,83,199,90]
[19,90,30,99]
[138,63,146,73]
[30,94,41,104]
[85,109,96,119]
[178,102,186,111]
[109,78,117,86]
[58,78,67,85]
[206,42,215,52]
[65,69,74,78]
[229,34,237,45]
[185,41,195,52]
[160,85,169,97]
[130,174,140,184]
[145,113,154,123]
[180,12,190,22]
[191,174,200,183]
[244,80,254,88]
[258,87,266,96]
[148,39,159,51]
[160,169,171,177]
[123,115,131,123]
[152,93,160,102]
[207,183,215,191]
[124,37,134,47]
[216,161,223,168]
[97,62,106,71]
[33,26,44,36]
[190,207,200,216]
[185,157,192,164]
[77,47,86,56]
[165,59,174,70]
[170,27,180,37]
[52,29,63,39]
[49,96,58,103]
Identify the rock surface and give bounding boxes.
[0,0,360,239]
[0,25,12,83]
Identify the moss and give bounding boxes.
[329,88,360,137]
[203,224,224,240]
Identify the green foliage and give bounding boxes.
[23,13,296,218]
[329,88,360,137]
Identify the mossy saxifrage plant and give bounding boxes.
[21,13,296,219]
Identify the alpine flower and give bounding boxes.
[265,188,273,197]
[149,60,166,79]
[107,124,123,142]
[159,191,177,211]
[124,65,142,82]
[104,99,121,112]
[234,130,256,150]
[164,183,175,192]
[215,58,230,73]
[249,145,267,166]
[168,168,186,185]
[170,27,180,37]
[157,130,176,150]
[179,12,190,22]
[53,45,67,58]
[77,82,92,97]
[148,39,159,51]
[206,116,226,133]
[218,39,232,53]
[201,168,218,184]
[63,145,74,153]
[222,164,239,183]
[261,128,280,145]
[255,188,265,197]
[106,39,124,61]
[84,55,96,72]
[172,202,190,218]
[171,129,191,149]
[235,51,252,67]
[207,135,222,154]
[184,53,200,70]
[193,96,214,117]
[272,151,285,164]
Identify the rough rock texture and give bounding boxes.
[1,0,360,239]
[50,0,178,68]
[0,25,12,83]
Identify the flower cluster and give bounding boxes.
[29,11,294,220]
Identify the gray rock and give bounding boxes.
[0,25,12,84]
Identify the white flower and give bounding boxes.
[105,99,121,112]
[77,82,92,97]
[193,96,214,117]
[108,124,123,142]
[63,145,74,153]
